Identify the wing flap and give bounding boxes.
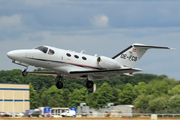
[27,71,57,77]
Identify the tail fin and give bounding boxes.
[112,43,172,68]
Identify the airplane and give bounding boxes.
[7,43,172,89]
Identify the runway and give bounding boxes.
[1,117,180,120]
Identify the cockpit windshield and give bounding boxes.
[35,46,48,54]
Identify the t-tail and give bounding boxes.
[112,43,172,68]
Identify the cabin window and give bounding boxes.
[48,49,55,55]
[74,55,79,59]
[82,56,87,60]
[35,46,48,54]
[66,53,71,57]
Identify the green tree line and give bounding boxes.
[1,69,180,111]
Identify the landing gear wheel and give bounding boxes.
[22,69,28,76]
[56,81,63,89]
[86,81,93,88]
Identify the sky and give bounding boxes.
[0,0,179,80]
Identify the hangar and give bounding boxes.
[0,83,30,113]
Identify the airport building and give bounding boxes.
[0,83,30,113]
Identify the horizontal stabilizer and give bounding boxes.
[133,44,172,49]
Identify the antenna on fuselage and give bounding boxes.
[80,50,84,54]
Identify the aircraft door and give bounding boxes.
[61,56,63,60]
[58,50,64,61]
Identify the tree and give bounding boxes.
[41,85,64,107]
[1,69,180,110]
[145,80,169,96]
[133,95,155,109]
[119,83,137,105]
[87,82,115,108]
[148,97,167,111]
[62,89,71,107]
[111,87,120,105]
[68,87,87,107]
[48,94,64,107]
[167,95,180,109]
[168,84,180,95]
[134,82,147,95]
[37,87,47,107]
[29,83,38,109]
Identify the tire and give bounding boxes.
[22,70,28,76]
[56,81,63,89]
[86,81,93,88]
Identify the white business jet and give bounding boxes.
[7,43,172,89]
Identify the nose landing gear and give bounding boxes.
[22,68,28,76]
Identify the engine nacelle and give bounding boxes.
[97,56,121,69]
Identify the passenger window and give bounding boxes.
[66,53,71,57]
[82,56,87,60]
[74,55,79,59]
[48,49,55,55]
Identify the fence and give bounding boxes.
[76,113,180,118]
[136,108,180,114]
[76,108,180,118]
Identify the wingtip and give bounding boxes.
[170,48,175,50]
[134,68,143,71]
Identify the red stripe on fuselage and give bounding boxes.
[68,62,103,69]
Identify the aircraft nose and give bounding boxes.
[7,51,17,59]
[7,50,24,60]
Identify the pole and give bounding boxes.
[2,90,4,112]
[13,91,15,113]
[93,84,96,92]
[165,108,166,114]
[23,91,25,112]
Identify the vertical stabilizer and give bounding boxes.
[112,43,171,68]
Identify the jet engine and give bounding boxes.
[97,56,121,69]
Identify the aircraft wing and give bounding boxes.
[27,68,142,80]
[69,68,142,79]
[69,68,142,74]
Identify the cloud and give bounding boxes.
[0,14,27,41]
[0,14,24,31]
[0,0,180,80]
[1,1,180,31]
[91,14,109,28]
[1,27,179,79]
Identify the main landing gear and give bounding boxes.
[55,77,94,89]
[86,80,94,88]
[22,68,93,89]
[56,81,63,89]
[54,75,63,89]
